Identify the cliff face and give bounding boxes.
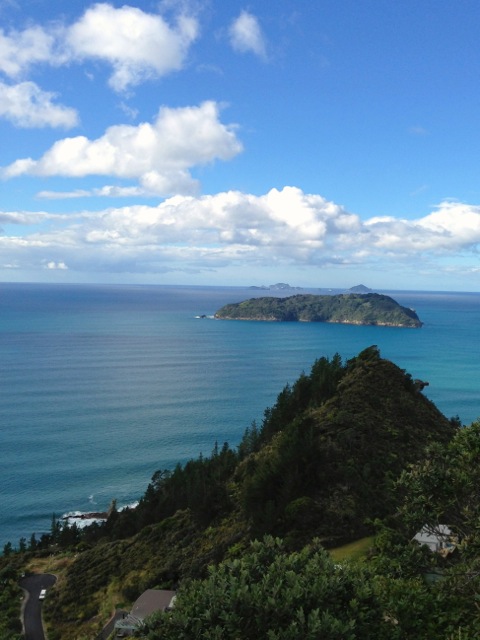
[215,293,423,327]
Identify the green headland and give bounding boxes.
[214,292,422,327]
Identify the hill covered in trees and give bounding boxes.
[214,293,423,327]
[3,346,480,639]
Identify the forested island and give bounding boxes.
[215,292,422,327]
[3,347,480,639]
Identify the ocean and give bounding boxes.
[1,283,479,550]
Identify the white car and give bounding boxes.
[39,589,47,600]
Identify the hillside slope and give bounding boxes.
[236,345,454,542]
[42,347,456,639]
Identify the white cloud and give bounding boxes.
[418,201,480,246]
[2,188,480,277]
[0,81,78,128]
[2,101,243,196]
[44,260,68,270]
[0,210,67,225]
[0,25,60,77]
[0,4,198,92]
[229,11,267,59]
[66,3,199,91]
[37,186,144,200]
[365,202,480,253]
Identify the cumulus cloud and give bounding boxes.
[0,81,78,128]
[66,3,199,91]
[418,201,480,245]
[229,11,267,59]
[0,25,61,77]
[1,188,480,277]
[0,3,198,91]
[365,202,480,253]
[2,101,243,196]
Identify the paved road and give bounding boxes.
[96,609,129,640]
[19,573,57,640]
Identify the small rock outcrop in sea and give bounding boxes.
[414,379,430,391]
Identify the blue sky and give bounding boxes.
[1,0,480,290]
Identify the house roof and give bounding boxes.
[130,589,176,621]
[413,524,455,552]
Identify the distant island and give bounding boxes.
[346,284,373,293]
[249,283,375,294]
[215,293,422,327]
[249,282,303,291]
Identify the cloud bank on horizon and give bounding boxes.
[0,1,479,290]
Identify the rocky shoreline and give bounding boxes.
[62,511,108,521]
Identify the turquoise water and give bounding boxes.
[1,283,479,549]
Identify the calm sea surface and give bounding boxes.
[1,283,479,549]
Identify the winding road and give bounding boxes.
[19,573,56,640]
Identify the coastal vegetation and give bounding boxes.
[2,346,480,638]
[214,293,422,327]
[0,555,23,640]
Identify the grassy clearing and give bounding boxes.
[329,537,373,562]
[25,552,76,576]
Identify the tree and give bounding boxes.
[50,513,61,543]
[374,421,480,637]
[29,533,38,552]
[395,420,480,548]
[140,536,389,640]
